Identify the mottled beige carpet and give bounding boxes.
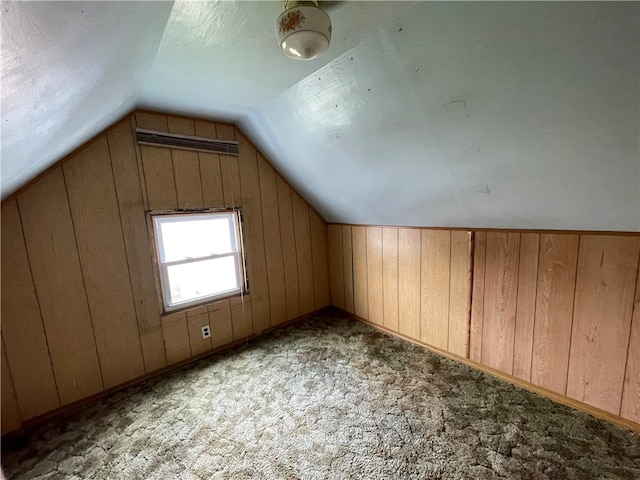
[2,312,639,479]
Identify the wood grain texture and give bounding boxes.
[239,143,270,333]
[187,313,213,356]
[566,236,640,414]
[196,118,225,209]
[218,124,236,141]
[18,169,104,405]
[621,258,640,422]
[108,119,166,373]
[366,227,383,326]
[421,230,451,350]
[230,297,253,340]
[328,225,345,309]
[209,301,234,348]
[258,157,287,325]
[167,117,204,210]
[310,211,330,310]
[382,228,399,332]
[1,200,60,419]
[469,232,486,363]
[277,178,300,320]
[292,193,315,316]
[136,112,170,132]
[481,232,520,374]
[161,312,191,365]
[449,231,472,358]
[342,226,355,314]
[513,233,540,381]
[531,234,579,394]
[398,228,421,340]
[64,137,145,389]
[220,153,241,208]
[1,343,21,434]
[352,226,369,319]
[138,114,176,210]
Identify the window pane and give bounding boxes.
[166,256,239,306]
[157,214,236,262]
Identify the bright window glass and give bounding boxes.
[152,211,244,310]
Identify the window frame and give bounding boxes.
[149,209,248,313]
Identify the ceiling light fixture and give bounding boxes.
[276,0,331,61]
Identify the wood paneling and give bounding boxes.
[209,301,234,349]
[352,226,368,319]
[398,228,421,340]
[231,297,253,340]
[421,230,451,350]
[469,231,486,363]
[18,169,104,405]
[342,226,355,314]
[1,343,21,434]
[1,200,60,419]
[328,225,345,310]
[167,117,204,210]
[449,231,472,357]
[187,312,213,357]
[566,236,640,414]
[366,227,383,326]
[621,262,640,422]
[310,212,330,310]
[292,194,315,316]
[161,312,191,365]
[382,228,399,331]
[196,119,224,208]
[531,234,579,394]
[64,137,145,389]
[220,151,241,208]
[278,178,300,320]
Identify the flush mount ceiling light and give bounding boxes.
[276,0,331,61]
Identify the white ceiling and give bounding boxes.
[2,1,639,231]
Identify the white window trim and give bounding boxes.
[149,209,247,313]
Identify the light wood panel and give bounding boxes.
[18,169,104,405]
[469,231,486,363]
[328,225,345,310]
[258,156,287,325]
[161,312,191,365]
[209,301,234,349]
[310,212,330,310]
[566,236,640,414]
[108,119,166,373]
[64,136,145,389]
[195,120,225,208]
[352,226,368,319]
[167,117,204,209]
[382,228,399,332]
[449,231,472,357]
[277,177,300,320]
[398,228,421,340]
[512,233,539,381]
[366,227,383,326]
[421,230,451,349]
[621,262,640,422]
[220,151,241,208]
[187,312,213,356]
[231,297,253,340]
[1,343,21,434]
[292,193,315,316]
[342,226,355,314]
[1,200,60,419]
[531,234,579,394]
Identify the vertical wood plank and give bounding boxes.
[421,230,451,350]
[382,228,399,332]
[621,257,640,422]
[195,120,224,208]
[218,124,236,141]
[469,232,486,363]
[449,231,472,358]
[167,117,204,209]
[239,142,270,333]
[482,232,520,374]
[310,211,330,310]
[352,226,369,319]
[513,233,540,381]
[1,342,21,434]
[277,177,300,320]
[258,157,287,325]
[161,312,191,365]
[342,226,355,314]
[531,234,579,394]
[1,200,60,418]
[209,301,234,349]
[108,119,166,373]
[220,155,241,208]
[187,312,213,356]
[566,235,640,414]
[328,225,345,310]
[398,228,421,340]
[292,193,315,316]
[231,297,253,340]
[366,227,383,326]
[64,137,145,388]
[136,112,170,132]
[18,169,104,404]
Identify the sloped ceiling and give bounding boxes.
[2,1,639,231]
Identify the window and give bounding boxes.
[151,210,245,311]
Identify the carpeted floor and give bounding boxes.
[2,313,639,479]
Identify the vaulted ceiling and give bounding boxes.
[2,1,638,231]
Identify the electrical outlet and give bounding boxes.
[201,325,211,339]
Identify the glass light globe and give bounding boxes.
[276,5,331,61]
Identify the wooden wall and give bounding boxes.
[328,226,472,358]
[1,112,330,434]
[471,232,640,424]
